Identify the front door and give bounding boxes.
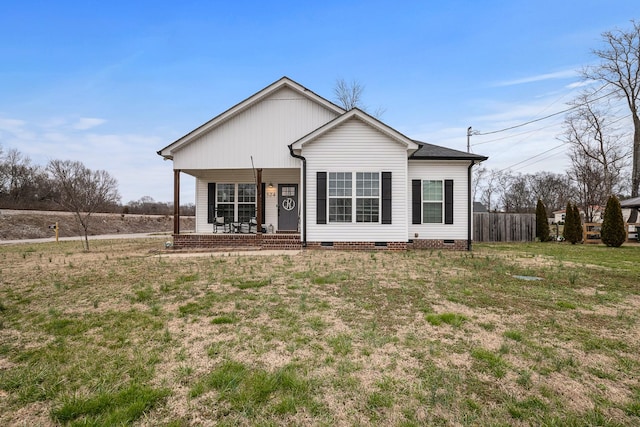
[278,184,299,231]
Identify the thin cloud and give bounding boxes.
[494,69,578,87]
[73,117,106,130]
[566,80,594,89]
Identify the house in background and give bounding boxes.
[620,196,640,223]
[158,77,487,250]
[552,206,604,224]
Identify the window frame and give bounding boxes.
[216,183,256,222]
[327,171,381,224]
[422,179,444,224]
[328,172,352,223]
[355,172,380,223]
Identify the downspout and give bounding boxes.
[288,144,307,247]
[467,161,475,251]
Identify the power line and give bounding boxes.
[498,143,567,172]
[471,121,561,146]
[511,148,569,172]
[474,84,614,137]
[476,107,575,136]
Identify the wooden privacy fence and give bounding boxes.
[473,212,536,242]
[583,222,640,244]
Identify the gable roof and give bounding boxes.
[158,76,345,159]
[620,196,640,208]
[290,108,420,151]
[409,140,488,161]
[473,201,488,213]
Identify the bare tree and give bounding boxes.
[0,148,45,206]
[568,153,606,222]
[47,160,121,250]
[582,20,640,203]
[500,173,537,213]
[528,171,576,213]
[333,78,386,118]
[474,168,503,211]
[563,93,629,195]
[561,93,629,220]
[334,78,364,110]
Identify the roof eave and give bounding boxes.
[291,108,419,150]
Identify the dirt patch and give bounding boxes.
[0,210,194,240]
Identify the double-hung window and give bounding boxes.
[356,172,379,223]
[216,184,235,222]
[237,183,256,223]
[328,172,352,222]
[327,172,380,223]
[422,180,443,223]
[216,183,256,222]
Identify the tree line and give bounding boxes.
[0,146,194,216]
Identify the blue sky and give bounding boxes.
[1,1,638,203]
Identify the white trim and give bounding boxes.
[291,109,419,151]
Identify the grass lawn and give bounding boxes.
[0,239,639,426]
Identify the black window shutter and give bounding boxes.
[444,179,454,224]
[261,182,266,224]
[207,182,216,223]
[317,172,327,224]
[382,172,392,224]
[412,180,421,224]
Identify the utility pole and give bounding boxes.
[467,126,480,152]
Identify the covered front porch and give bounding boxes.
[170,167,303,250]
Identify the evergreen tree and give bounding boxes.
[536,199,551,242]
[562,202,575,243]
[571,203,584,244]
[601,195,626,247]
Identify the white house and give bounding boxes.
[158,77,487,250]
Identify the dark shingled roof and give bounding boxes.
[620,196,640,208]
[410,140,488,161]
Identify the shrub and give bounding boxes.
[536,199,551,242]
[563,202,575,243]
[572,203,583,243]
[563,203,583,244]
[601,195,626,247]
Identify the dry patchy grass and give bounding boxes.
[0,239,639,426]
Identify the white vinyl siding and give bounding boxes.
[173,87,339,170]
[305,118,409,242]
[408,160,469,240]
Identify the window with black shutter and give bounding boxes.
[207,182,216,223]
[382,172,392,224]
[317,172,327,224]
[444,179,454,224]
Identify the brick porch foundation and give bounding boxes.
[172,233,302,250]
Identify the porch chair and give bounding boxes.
[248,217,258,233]
[239,217,258,234]
[214,216,228,233]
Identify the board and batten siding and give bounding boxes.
[408,160,469,240]
[194,169,300,233]
[173,87,339,171]
[304,118,410,242]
